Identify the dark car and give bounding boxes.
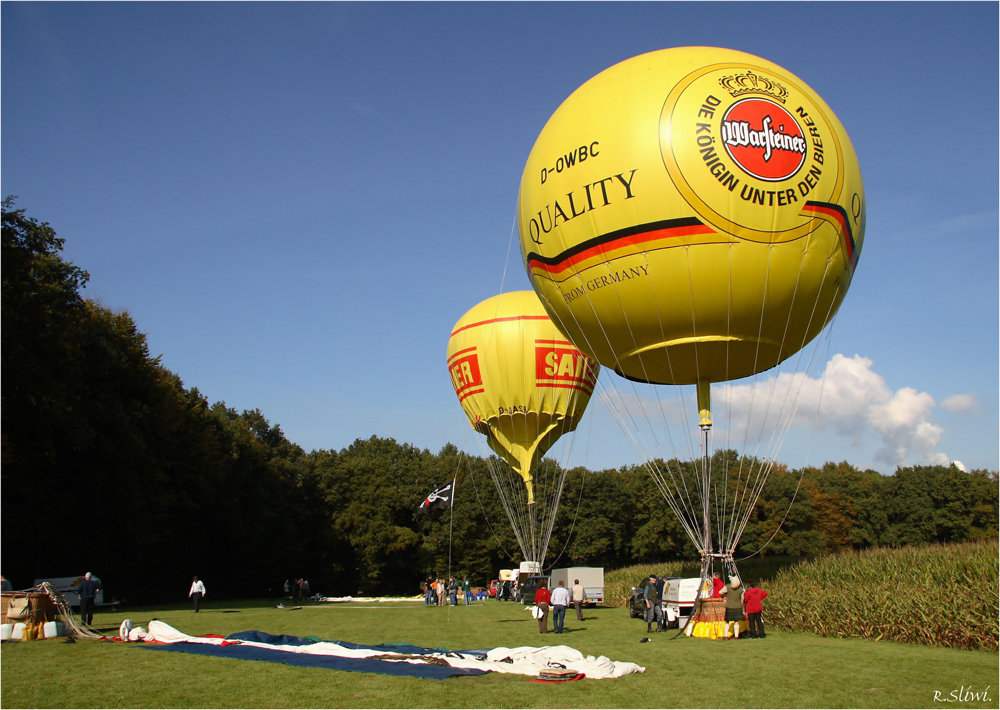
[517,575,550,605]
[628,575,679,618]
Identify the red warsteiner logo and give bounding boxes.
[720,98,806,182]
[535,341,597,393]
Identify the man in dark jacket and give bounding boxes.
[643,574,663,633]
[76,573,101,626]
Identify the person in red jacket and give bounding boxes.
[534,581,551,633]
[711,574,725,599]
[742,580,769,639]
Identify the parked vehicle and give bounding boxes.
[549,567,604,606]
[628,575,680,619]
[488,580,498,598]
[664,577,703,628]
[516,575,550,604]
[33,575,106,607]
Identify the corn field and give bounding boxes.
[604,539,998,652]
[604,561,699,608]
[766,539,998,652]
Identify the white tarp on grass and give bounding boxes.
[127,620,644,679]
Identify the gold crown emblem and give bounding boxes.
[719,70,789,104]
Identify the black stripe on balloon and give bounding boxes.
[525,216,706,268]
[804,200,856,257]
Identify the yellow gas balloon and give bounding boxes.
[517,47,864,420]
[447,291,599,504]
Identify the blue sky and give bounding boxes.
[3,2,997,476]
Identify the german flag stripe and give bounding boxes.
[803,201,857,268]
[525,217,713,277]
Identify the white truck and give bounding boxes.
[664,576,703,628]
[33,575,106,607]
[548,567,604,606]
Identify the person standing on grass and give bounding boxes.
[550,580,571,634]
[643,574,663,633]
[283,579,291,601]
[742,579,769,639]
[571,578,585,621]
[77,573,101,626]
[189,576,206,612]
[448,577,458,606]
[534,580,551,633]
[462,577,472,605]
[721,575,744,639]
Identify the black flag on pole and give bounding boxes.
[418,479,455,514]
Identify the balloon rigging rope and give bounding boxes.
[733,279,843,551]
[498,212,538,558]
[560,277,704,548]
[725,244,782,553]
[640,248,704,543]
[729,241,843,552]
[736,305,840,561]
[550,206,703,546]
[478,290,532,560]
[490,286,537,562]
[463,435,519,564]
[718,243,736,550]
[716,243,773,554]
[726,243,803,553]
[497,210,519,298]
[475,261,586,565]
[515,222,850,563]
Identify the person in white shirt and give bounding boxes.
[189,576,206,612]
[550,580,572,633]
[571,578,585,621]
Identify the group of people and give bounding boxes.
[282,578,311,602]
[713,574,769,639]
[532,578,586,634]
[423,576,473,605]
[495,578,517,601]
[639,572,769,639]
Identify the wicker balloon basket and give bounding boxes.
[2,592,59,624]
[685,597,748,639]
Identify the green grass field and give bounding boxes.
[2,597,996,709]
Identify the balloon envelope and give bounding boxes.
[517,47,865,388]
[447,291,599,503]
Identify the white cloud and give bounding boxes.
[593,354,961,471]
[721,354,955,470]
[940,393,979,412]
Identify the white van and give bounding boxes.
[664,577,702,628]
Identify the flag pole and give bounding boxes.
[448,476,456,580]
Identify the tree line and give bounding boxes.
[3,198,997,604]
